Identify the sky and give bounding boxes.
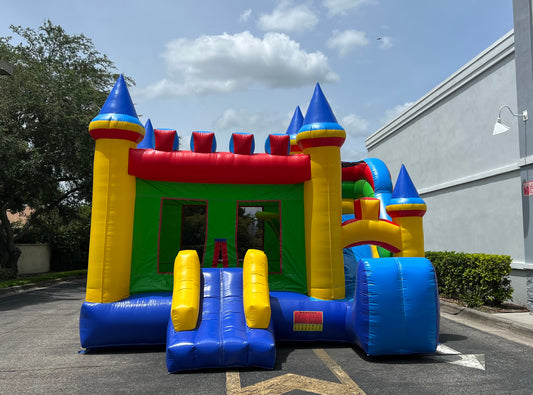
[1,0,514,160]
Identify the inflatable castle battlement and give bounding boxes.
[80,75,439,372]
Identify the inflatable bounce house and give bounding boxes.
[79,75,439,372]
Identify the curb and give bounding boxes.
[0,276,86,299]
[440,300,533,341]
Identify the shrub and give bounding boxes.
[0,268,17,281]
[425,251,513,307]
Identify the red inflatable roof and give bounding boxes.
[129,149,311,185]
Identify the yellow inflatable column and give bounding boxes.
[171,250,201,332]
[243,249,271,329]
[388,211,426,257]
[296,84,346,300]
[86,75,145,303]
[386,165,427,257]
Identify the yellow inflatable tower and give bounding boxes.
[86,75,145,303]
[296,84,346,300]
[386,165,427,257]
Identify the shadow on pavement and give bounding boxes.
[0,279,86,311]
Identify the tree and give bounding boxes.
[0,20,123,278]
[237,207,264,261]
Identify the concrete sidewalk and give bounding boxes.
[440,300,533,346]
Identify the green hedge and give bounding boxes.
[425,251,513,307]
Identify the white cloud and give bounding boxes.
[215,108,261,132]
[258,1,318,33]
[341,142,368,161]
[378,36,393,49]
[139,31,338,99]
[239,9,252,23]
[338,113,370,161]
[327,29,369,56]
[322,0,376,17]
[380,101,414,125]
[341,113,370,137]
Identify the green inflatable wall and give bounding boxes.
[130,179,307,294]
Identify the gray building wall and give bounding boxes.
[513,0,533,310]
[366,31,532,307]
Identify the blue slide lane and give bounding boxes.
[166,268,276,373]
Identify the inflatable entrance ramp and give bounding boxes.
[166,267,276,373]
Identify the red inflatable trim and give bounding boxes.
[297,136,345,149]
[192,132,215,153]
[231,133,254,155]
[129,150,311,184]
[154,129,177,152]
[289,144,302,154]
[387,209,427,218]
[268,134,290,156]
[342,162,375,189]
[89,129,143,143]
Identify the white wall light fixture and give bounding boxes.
[493,105,528,135]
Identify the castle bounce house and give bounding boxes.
[79,76,439,372]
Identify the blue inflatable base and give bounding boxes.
[270,291,354,343]
[79,292,171,349]
[79,257,440,368]
[270,257,439,356]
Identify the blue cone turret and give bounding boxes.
[89,74,144,143]
[286,106,304,136]
[390,165,425,206]
[95,74,139,119]
[138,119,155,149]
[286,106,304,154]
[299,83,343,133]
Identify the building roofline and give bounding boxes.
[366,30,515,150]
[0,60,13,76]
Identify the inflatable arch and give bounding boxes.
[80,75,439,372]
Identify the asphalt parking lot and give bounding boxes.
[1,279,533,394]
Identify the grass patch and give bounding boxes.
[0,270,87,289]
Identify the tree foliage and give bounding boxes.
[0,20,122,277]
[236,207,264,261]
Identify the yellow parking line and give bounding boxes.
[313,348,366,394]
[226,370,242,394]
[226,348,366,394]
